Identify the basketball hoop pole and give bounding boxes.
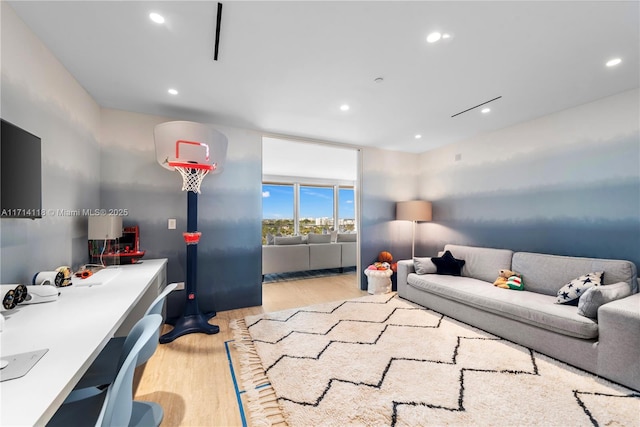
[159,170,219,344]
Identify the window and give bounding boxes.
[299,185,334,235]
[262,182,356,243]
[338,187,355,232]
[262,184,294,244]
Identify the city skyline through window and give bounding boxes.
[262,183,355,243]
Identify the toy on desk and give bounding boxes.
[32,271,65,287]
[1,284,28,310]
[75,270,93,279]
[55,266,73,287]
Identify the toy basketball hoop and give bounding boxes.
[183,231,202,245]
[152,121,228,343]
[165,139,220,193]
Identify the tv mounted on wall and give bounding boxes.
[1,119,42,219]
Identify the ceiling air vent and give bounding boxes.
[451,96,502,117]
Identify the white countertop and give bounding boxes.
[0,258,167,427]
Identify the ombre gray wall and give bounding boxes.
[1,3,101,283]
[416,89,640,269]
[99,109,263,312]
[360,148,418,288]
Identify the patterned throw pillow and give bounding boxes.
[555,272,603,304]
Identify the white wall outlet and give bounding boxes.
[168,219,176,230]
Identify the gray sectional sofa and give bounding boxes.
[262,234,356,276]
[397,244,640,391]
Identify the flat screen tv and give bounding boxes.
[1,119,42,219]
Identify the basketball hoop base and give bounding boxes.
[160,312,219,344]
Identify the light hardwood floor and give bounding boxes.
[135,273,366,427]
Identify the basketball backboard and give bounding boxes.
[154,121,228,173]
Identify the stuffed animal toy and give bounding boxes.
[378,251,398,272]
[506,275,524,291]
[493,269,518,289]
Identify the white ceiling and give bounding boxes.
[263,137,358,182]
[7,1,639,153]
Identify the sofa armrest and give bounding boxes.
[597,293,640,391]
[396,260,415,297]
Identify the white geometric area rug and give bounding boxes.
[231,294,640,427]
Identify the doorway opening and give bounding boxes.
[261,136,361,289]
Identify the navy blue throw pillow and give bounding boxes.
[431,250,465,276]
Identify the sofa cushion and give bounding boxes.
[578,282,632,319]
[262,244,310,275]
[512,252,638,296]
[309,243,341,270]
[556,272,603,304]
[274,235,303,245]
[307,233,331,244]
[431,251,465,276]
[407,273,599,339]
[337,233,357,242]
[414,257,437,275]
[443,245,513,283]
[340,242,357,268]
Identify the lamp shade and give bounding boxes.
[88,215,123,240]
[396,200,432,222]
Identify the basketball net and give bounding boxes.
[174,166,209,193]
[169,162,214,194]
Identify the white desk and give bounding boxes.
[0,258,167,427]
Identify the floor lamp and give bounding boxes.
[396,200,432,258]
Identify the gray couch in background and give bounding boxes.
[397,244,640,391]
[262,233,357,276]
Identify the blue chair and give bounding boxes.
[72,282,178,391]
[47,315,164,427]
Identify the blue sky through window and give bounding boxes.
[262,184,293,219]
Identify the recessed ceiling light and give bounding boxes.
[481,108,491,114]
[415,134,422,139]
[168,88,178,95]
[149,12,165,24]
[442,33,451,39]
[606,58,622,67]
[426,32,442,43]
[340,104,350,111]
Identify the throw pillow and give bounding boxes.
[555,272,603,304]
[577,282,632,318]
[307,233,331,244]
[266,233,275,245]
[413,257,437,275]
[274,235,303,245]
[431,250,465,276]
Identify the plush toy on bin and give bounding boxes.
[378,251,397,272]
